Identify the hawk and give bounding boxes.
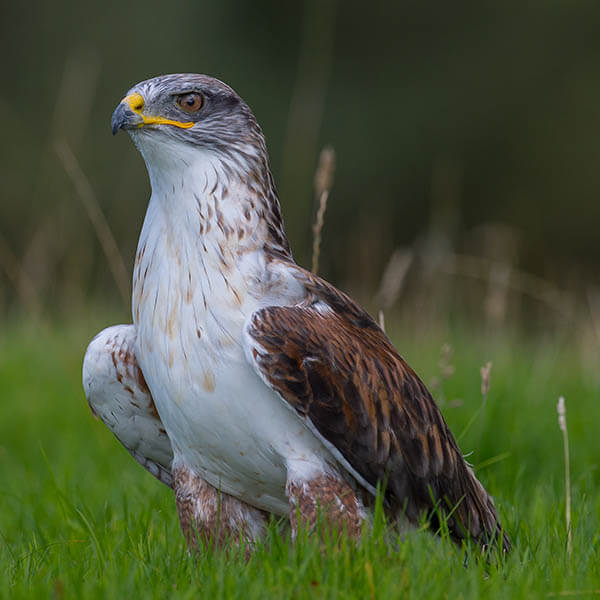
[83,74,509,553]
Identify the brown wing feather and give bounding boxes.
[247,267,509,550]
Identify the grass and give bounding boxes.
[1,313,599,598]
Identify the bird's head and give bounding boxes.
[112,74,267,176]
[112,74,291,257]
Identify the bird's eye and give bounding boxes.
[176,92,204,113]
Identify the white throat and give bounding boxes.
[130,135,271,356]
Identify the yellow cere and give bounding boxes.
[121,92,195,130]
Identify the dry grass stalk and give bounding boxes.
[429,344,455,405]
[457,361,496,448]
[55,139,130,305]
[484,261,512,324]
[441,344,456,380]
[557,396,572,557]
[378,309,385,333]
[477,361,493,458]
[311,189,329,275]
[311,147,335,275]
[0,233,40,315]
[480,361,492,399]
[375,248,414,310]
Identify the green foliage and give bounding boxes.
[1,318,599,598]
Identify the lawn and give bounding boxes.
[1,312,598,598]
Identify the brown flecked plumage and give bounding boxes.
[287,474,365,540]
[84,326,173,488]
[247,262,510,551]
[84,73,509,557]
[173,464,268,554]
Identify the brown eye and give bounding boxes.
[176,92,203,113]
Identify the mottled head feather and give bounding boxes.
[116,73,291,258]
[123,74,261,152]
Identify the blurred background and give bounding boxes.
[2,0,600,341]
[1,6,599,583]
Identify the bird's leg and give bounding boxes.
[172,464,269,557]
[286,471,366,541]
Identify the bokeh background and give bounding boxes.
[2,5,600,593]
[2,0,600,336]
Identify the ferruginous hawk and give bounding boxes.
[83,74,509,553]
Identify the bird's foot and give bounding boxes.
[172,464,269,557]
[286,472,366,542]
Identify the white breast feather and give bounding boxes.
[131,141,335,515]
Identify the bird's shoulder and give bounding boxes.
[244,258,464,496]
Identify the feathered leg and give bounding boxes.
[173,463,269,556]
[286,465,366,540]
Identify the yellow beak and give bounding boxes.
[111,92,194,135]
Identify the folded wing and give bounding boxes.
[83,324,173,488]
[244,267,509,550]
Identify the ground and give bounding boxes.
[1,310,599,598]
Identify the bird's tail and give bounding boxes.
[444,463,511,553]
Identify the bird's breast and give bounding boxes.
[129,199,327,514]
[132,209,253,387]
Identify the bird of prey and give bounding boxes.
[83,74,509,553]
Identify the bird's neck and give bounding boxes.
[141,144,292,261]
[132,148,297,348]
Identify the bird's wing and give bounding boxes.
[83,324,173,488]
[244,266,508,548]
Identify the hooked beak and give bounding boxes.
[111,95,144,135]
[111,91,195,135]
[111,102,143,135]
